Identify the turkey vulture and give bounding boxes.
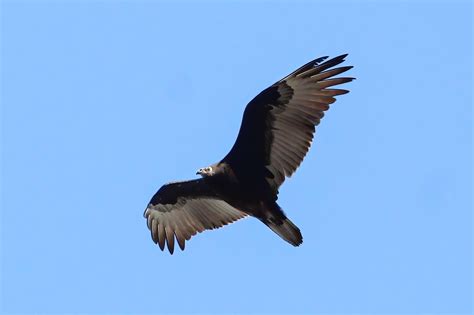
[144,54,354,254]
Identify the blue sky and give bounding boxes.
[1,1,472,314]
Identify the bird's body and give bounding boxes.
[144,54,354,253]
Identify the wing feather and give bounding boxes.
[157,220,166,250]
[144,179,247,253]
[165,225,175,254]
[222,54,354,194]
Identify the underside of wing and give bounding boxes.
[223,54,354,195]
[266,54,354,191]
[144,180,247,254]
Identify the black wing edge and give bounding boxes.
[278,54,352,83]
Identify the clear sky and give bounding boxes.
[1,1,472,314]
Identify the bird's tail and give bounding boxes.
[262,203,303,246]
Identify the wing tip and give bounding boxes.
[338,53,349,59]
[315,55,329,64]
[177,238,186,251]
[322,53,349,66]
[331,53,349,62]
[316,53,348,65]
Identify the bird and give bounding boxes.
[144,54,354,254]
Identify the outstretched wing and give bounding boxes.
[223,54,354,195]
[144,179,247,254]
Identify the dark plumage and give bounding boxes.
[144,54,354,254]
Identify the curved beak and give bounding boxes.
[196,169,202,175]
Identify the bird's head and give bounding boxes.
[196,166,215,177]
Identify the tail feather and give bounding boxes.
[264,217,303,247]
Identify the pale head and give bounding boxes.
[196,166,215,177]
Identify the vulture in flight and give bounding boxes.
[144,54,354,254]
